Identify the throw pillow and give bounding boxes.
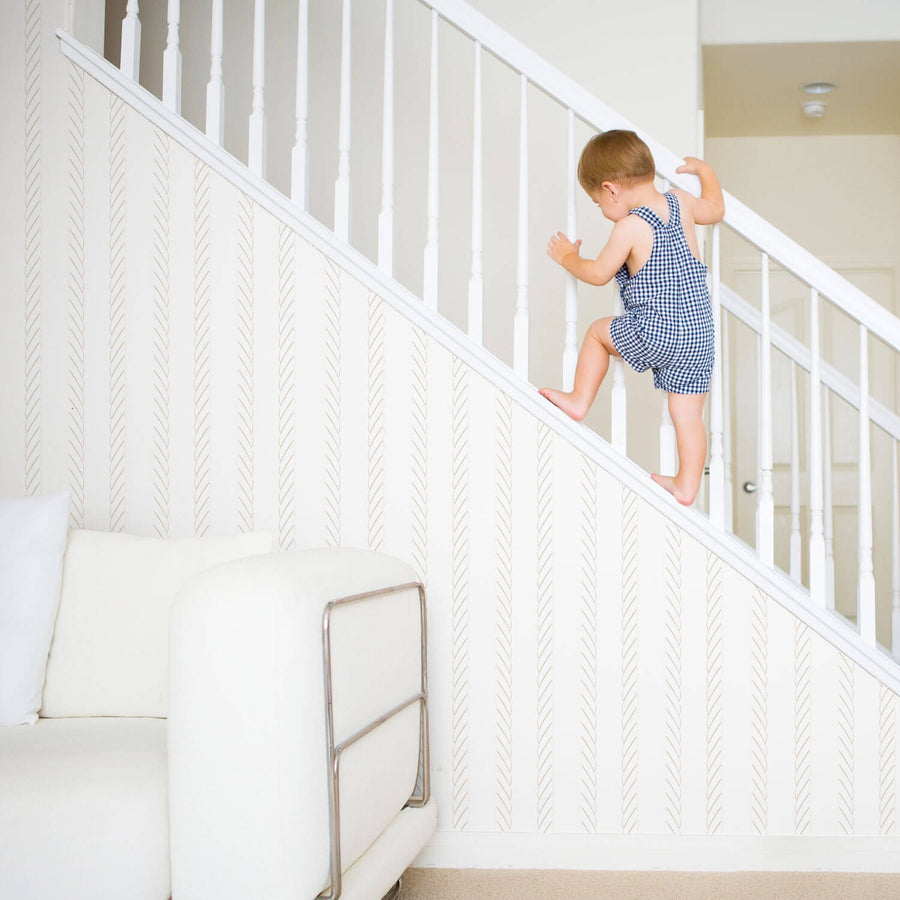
[0,492,70,726]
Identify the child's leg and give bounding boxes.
[539,317,619,421]
[651,391,707,506]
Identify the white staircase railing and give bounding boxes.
[104,0,900,658]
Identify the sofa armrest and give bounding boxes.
[168,548,429,900]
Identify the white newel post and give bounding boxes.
[789,362,801,581]
[162,0,182,114]
[823,389,836,611]
[562,109,578,390]
[467,41,483,342]
[808,289,826,606]
[291,0,309,208]
[757,252,775,567]
[423,9,440,310]
[120,1,141,81]
[857,324,876,645]
[205,0,225,146]
[708,223,725,529]
[377,0,395,275]
[248,0,267,179]
[334,0,351,240]
[513,74,529,380]
[893,440,900,653]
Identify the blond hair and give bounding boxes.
[577,130,655,193]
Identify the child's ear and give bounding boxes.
[601,180,619,201]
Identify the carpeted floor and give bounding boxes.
[398,868,900,899]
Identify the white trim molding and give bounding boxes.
[414,830,900,873]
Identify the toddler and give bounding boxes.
[540,130,725,506]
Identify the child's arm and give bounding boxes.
[675,157,725,225]
[548,217,641,286]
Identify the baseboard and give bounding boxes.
[412,830,900,873]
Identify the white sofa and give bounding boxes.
[0,528,436,900]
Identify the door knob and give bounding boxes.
[743,481,758,494]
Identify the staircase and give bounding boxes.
[31,0,900,869]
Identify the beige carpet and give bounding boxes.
[399,868,900,899]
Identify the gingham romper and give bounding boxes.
[608,191,714,394]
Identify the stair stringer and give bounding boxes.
[28,32,900,863]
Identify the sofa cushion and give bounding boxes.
[41,529,273,718]
[0,717,169,900]
[0,492,70,726]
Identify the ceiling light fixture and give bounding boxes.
[803,81,836,95]
[802,100,827,118]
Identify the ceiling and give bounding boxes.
[703,41,900,137]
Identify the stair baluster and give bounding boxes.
[824,388,836,611]
[205,0,224,147]
[378,0,395,275]
[808,289,826,607]
[120,0,141,82]
[467,41,483,343]
[721,309,733,532]
[333,0,351,239]
[610,298,626,457]
[248,0,267,179]
[858,325,876,644]
[758,252,775,567]
[162,0,181,114]
[513,74,529,379]
[291,0,309,209]
[893,441,900,653]
[708,223,725,529]
[790,362,802,582]
[423,9,439,310]
[562,109,577,390]
[659,395,676,477]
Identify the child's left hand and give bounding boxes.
[547,232,582,266]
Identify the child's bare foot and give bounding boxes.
[539,388,589,422]
[651,472,696,506]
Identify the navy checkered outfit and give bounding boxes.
[609,191,714,394]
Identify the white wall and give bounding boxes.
[701,0,900,44]
[6,15,900,863]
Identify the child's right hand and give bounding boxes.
[547,232,582,266]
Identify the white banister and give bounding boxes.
[291,0,309,208]
[758,253,774,566]
[205,0,224,146]
[562,108,577,390]
[721,309,733,532]
[423,8,439,310]
[858,325,876,645]
[248,0,266,179]
[611,296,626,456]
[377,0,394,274]
[823,389,836,611]
[162,0,181,114]
[893,440,900,653]
[708,223,725,529]
[120,1,141,81]
[334,0,351,240]
[789,362,801,581]
[466,40,483,342]
[513,73,529,380]
[808,289,826,607]
[660,395,676,477]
